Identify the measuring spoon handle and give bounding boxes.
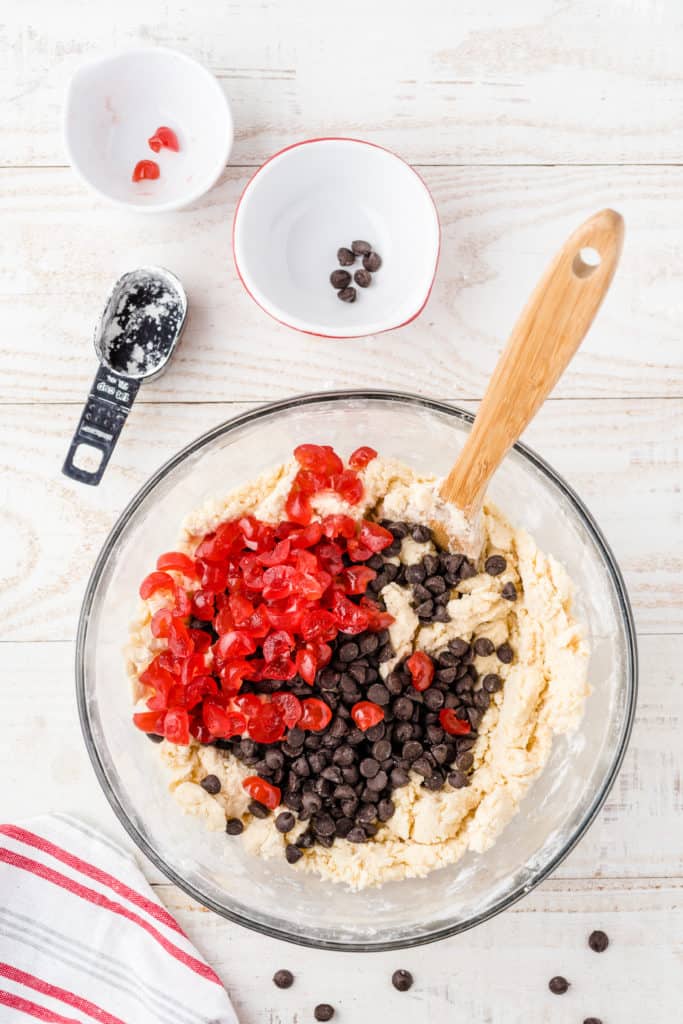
[62,365,140,486]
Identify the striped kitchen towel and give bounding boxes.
[0,815,239,1024]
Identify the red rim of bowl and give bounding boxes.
[231,137,441,339]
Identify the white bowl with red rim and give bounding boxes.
[232,138,440,338]
[64,47,233,212]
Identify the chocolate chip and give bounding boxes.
[588,929,609,952]
[146,733,164,743]
[392,969,413,991]
[365,721,386,741]
[448,637,469,658]
[200,774,221,795]
[456,751,474,771]
[583,1019,603,1024]
[288,727,306,747]
[412,756,432,778]
[367,683,390,705]
[415,600,434,618]
[295,829,315,849]
[367,769,388,791]
[338,286,356,303]
[275,811,295,833]
[249,800,270,819]
[424,688,444,710]
[330,269,351,290]
[312,812,336,837]
[301,791,323,815]
[337,247,355,266]
[347,826,367,843]
[225,817,244,835]
[390,767,410,788]
[339,641,359,662]
[458,560,476,580]
[405,564,426,585]
[548,976,570,995]
[377,798,395,821]
[372,739,392,761]
[273,969,294,989]
[335,816,353,837]
[448,770,469,789]
[425,575,446,595]
[363,252,382,272]
[474,637,495,657]
[359,757,379,778]
[354,268,372,288]
[501,581,517,601]
[483,673,502,693]
[351,240,372,256]
[474,688,490,710]
[497,642,514,664]
[485,555,507,576]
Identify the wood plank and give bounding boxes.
[0,630,680,883]
[0,398,679,641]
[0,166,681,403]
[155,878,682,1024]
[3,0,683,167]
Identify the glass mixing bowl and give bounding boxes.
[76,391,637,951]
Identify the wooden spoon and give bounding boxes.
[432,208,624,557]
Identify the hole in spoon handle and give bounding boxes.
[62,365,141,486]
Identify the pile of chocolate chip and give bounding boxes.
[329,239,382,303]
[212,520,516,863]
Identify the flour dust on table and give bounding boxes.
[126,445,589,890]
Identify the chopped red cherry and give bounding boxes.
[133,711,165,733]
[351,701,385,731]
[338,565,376,595]
[299,698,332,732]
[167,619,194,658]
[262,629,296,663]
[284,488,312,526]
[407,651,434,692]
[148,126,180,153]
[156,551,198,577]
[163,708,190,745]
[243,776,281,809]
[139,571,174,599]
[233,693,262,720]
[348,446,378,470]
[439,708,472,735]
[293,444,343,476]
[332,470,363,505]
[295,644,318,685]
[150,608,173,638]
[248,703,286,743]
[272,691,303,728]
[358,520,394,552]
[215,630,257,660]
[203,702,247,738]
[132,159,160,182]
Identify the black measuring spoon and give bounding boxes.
[63,266,188,485]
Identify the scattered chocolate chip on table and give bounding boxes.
[391,969,413,992]
[588,929,609,952]
[548,976,570,995]
[273,969,294,989]
[314,1003,335,1021]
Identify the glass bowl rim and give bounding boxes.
[75,389,638,952]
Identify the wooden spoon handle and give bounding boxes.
[439,208,624,517]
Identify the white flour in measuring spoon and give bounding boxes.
[100,272,185,377]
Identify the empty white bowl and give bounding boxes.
[232,138,440,337]
[64,48,233,212]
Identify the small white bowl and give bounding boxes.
[64,48,233,212]
[232,138,440,337]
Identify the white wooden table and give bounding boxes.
[2,3,682,1021]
